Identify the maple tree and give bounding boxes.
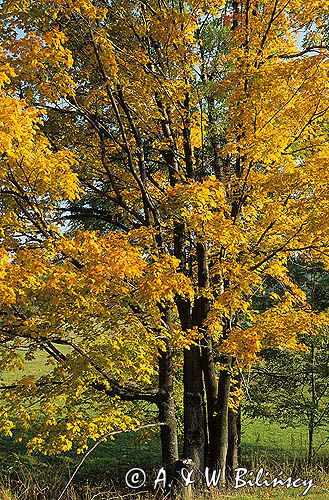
[1,0,329,486]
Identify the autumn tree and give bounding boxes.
[1,0,329,486]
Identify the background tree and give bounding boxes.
[246,331,329,466]
[246,257,329,466]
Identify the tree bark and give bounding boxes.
[308,424,314,467]
[226,372,241,477]
[210,355,233,483]
[227,405,241,478]
[182,243,210,471]
[183,345,205,472]
[308,344,316,466]
[158,310,179,478]
[174,226,207,472]
[201,334,217,468]
[158,347,179,474]
[207,95,227,181]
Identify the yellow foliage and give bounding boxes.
[1,0,329,454]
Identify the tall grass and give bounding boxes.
[0,457,327,499]
[0,419,328,499]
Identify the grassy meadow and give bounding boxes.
[0,416,327,499]
[0,356,328,498]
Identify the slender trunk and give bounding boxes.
[158,310,179,483]
[227,405,241,477]
[238,408,242,465]
[210,355,233,482]
[207,95,227,181]
[182,93,194,179]
[183,345,205,471]
[308,424,314,467]
[158,348,179,469]
[201,335,217,467]
[308,344,316,466]
[226,373,241,477]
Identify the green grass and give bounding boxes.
[1,419,326,479]
[0,353,328,497]
[0,419,328,498]
[0,348,73,385]
[242,417,329,461]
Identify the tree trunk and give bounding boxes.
[210,355,233,483]
[308,344,316,466]
[201,335,218,468]
[308,423,314,467]
[158,348,179,471]
[227,405,241,478]
[183,243,210,471]
[207,95,227,181]
[158,310,179,481]
[183,345,206,471]
[226,372,241,477]
[173,223,206,471]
